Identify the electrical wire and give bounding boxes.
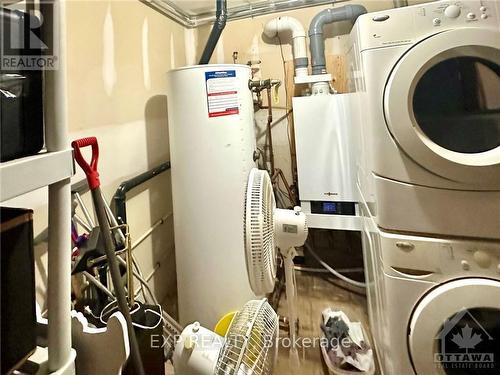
[294,265,364,274]
[304,242,367,289]
[277,34,299,190]
[117,256,183,334]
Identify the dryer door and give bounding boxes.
[384,28,500,185]
[409,278,500,374]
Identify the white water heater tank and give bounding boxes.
[166,64,257,327]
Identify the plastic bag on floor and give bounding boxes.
[321,308,373,372]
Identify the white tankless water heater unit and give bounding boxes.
[166,64,257,327]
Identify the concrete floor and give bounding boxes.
[274,271,377,375]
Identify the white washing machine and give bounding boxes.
[347,0,500,239]
[361,200,500,375]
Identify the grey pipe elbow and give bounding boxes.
[309,4,367,75]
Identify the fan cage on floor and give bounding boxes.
[215,299,278,375]
[244,168,277,295]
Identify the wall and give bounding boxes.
[4,0,434,318]
[194,0,431,187]
[4,0,186,317]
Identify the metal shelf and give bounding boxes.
[305,213,362,231]
[0,150,74,202]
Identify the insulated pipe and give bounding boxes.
[263,16,308,77]
[199,0,227,64]
[309,4,367,75]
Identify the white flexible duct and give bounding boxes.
[263,16,308,77]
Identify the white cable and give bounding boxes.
[294,265,364,274]
[304,243,366,289]
[116,256,183,334]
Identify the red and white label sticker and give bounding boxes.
[205,70,239,118]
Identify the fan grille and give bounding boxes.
[215,299,278,375]
[244,168,277,295]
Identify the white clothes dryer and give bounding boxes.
[348,0,500,239]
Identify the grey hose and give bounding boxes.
[304,242,366,288]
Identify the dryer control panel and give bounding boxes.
[380,232,500,280]
[354,0,499,52]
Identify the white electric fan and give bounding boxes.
[244,168,308,364]
[173,168,306,374]
[173,298,278,375]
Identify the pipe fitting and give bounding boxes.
[309,4,367,75]
[263,16,308,77]
[199,0,227,64]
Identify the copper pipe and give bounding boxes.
[272,168,296,205]
[266,87,275,175]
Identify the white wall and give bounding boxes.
[4,0,187,316]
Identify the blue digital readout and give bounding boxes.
[323,202,337,213]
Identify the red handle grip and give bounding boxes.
[71,137,100,190]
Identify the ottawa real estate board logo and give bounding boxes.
[435,309,496,371]
[1,4,58,70]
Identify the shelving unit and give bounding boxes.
[0,1,76,373]
[0,150,74,202]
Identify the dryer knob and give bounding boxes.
[461,260,470,271]
[473,250,491,268]
[444,4,461,18]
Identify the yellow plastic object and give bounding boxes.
[214,311,237,336]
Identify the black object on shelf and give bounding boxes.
[1,207,37,375]
[0,8,44,162]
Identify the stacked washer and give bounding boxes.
[347,1,500,374]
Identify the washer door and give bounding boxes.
[384,28,500,185]
[409,278,500,374]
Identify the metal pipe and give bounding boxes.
[112,162,170,224]
[73,214,92,233]
[92,187,145,375]
[131,213,172,250]
[83,271,115,299]
[309,4,367,75]
[74,192,94,228]
[42,0,73,370]
[266,88,275,175]
[255,109,291,140]
[145,0,351,28]
[199,0,227,64]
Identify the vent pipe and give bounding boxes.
[393,0,409,8]
[199,0,227,64]
[309,4,367,75]
[263,16,308,77]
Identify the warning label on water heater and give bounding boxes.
[205,70,239,118]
